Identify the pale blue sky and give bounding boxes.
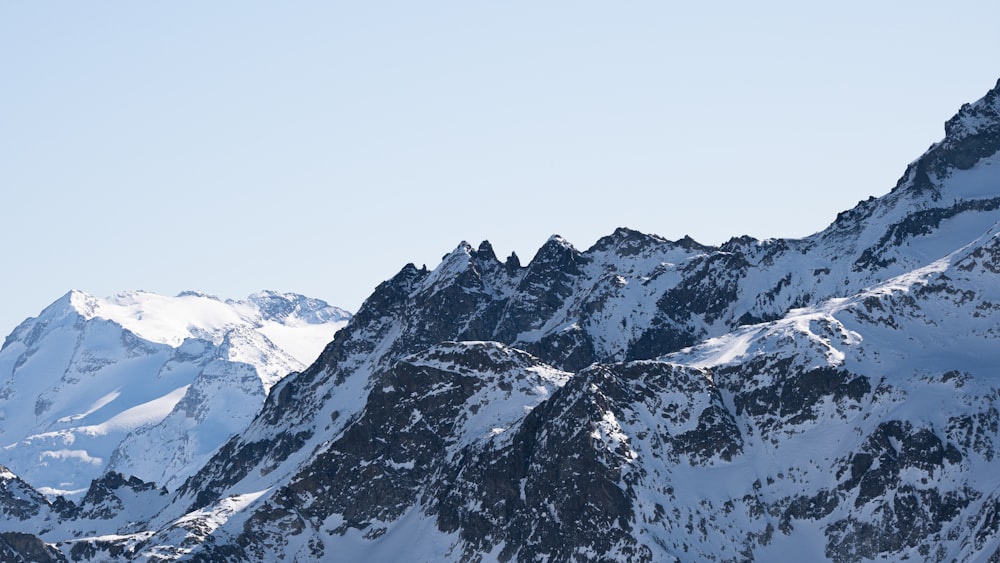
[2,1,999,333]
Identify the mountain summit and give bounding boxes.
[3,79,1000,561]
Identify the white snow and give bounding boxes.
[57,390,122,424]
[38,449,104,465]
[754,519,829,561]
[257,320,341,366]
[78,385,190,435]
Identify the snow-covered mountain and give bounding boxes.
[0,290,350,497]
[2,79,1000,561]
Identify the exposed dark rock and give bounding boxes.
[0,465,50,522]
[433,364,646,562]
[841,420,963,507]
[657,252,750,327]
[720,359,871,441]
[854,197,1000,271]
[61,472,167,522]
[0,532,65,562]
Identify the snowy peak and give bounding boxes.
[588,227,711,257]
[1,290,87,353]
[420,240,511,291]
[881,77,1000,201]
[941,77,1000,170]
[0,464,53,528]
[418,241,478,293]
[47,289,346,356]
[529,234,583,269]
[814,80,1000,267]
[0,290,350,498]
[473,239,498,262]
[246,290,351,325]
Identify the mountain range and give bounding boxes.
[2,78,1000,561]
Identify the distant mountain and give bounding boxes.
[2,79,1000,562]
[0,290,350,496]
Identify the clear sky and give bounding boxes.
[2,1,999,334]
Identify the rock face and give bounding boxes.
[0,465,55,530]
[0,532,66,563]
[4,79,1000,561]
